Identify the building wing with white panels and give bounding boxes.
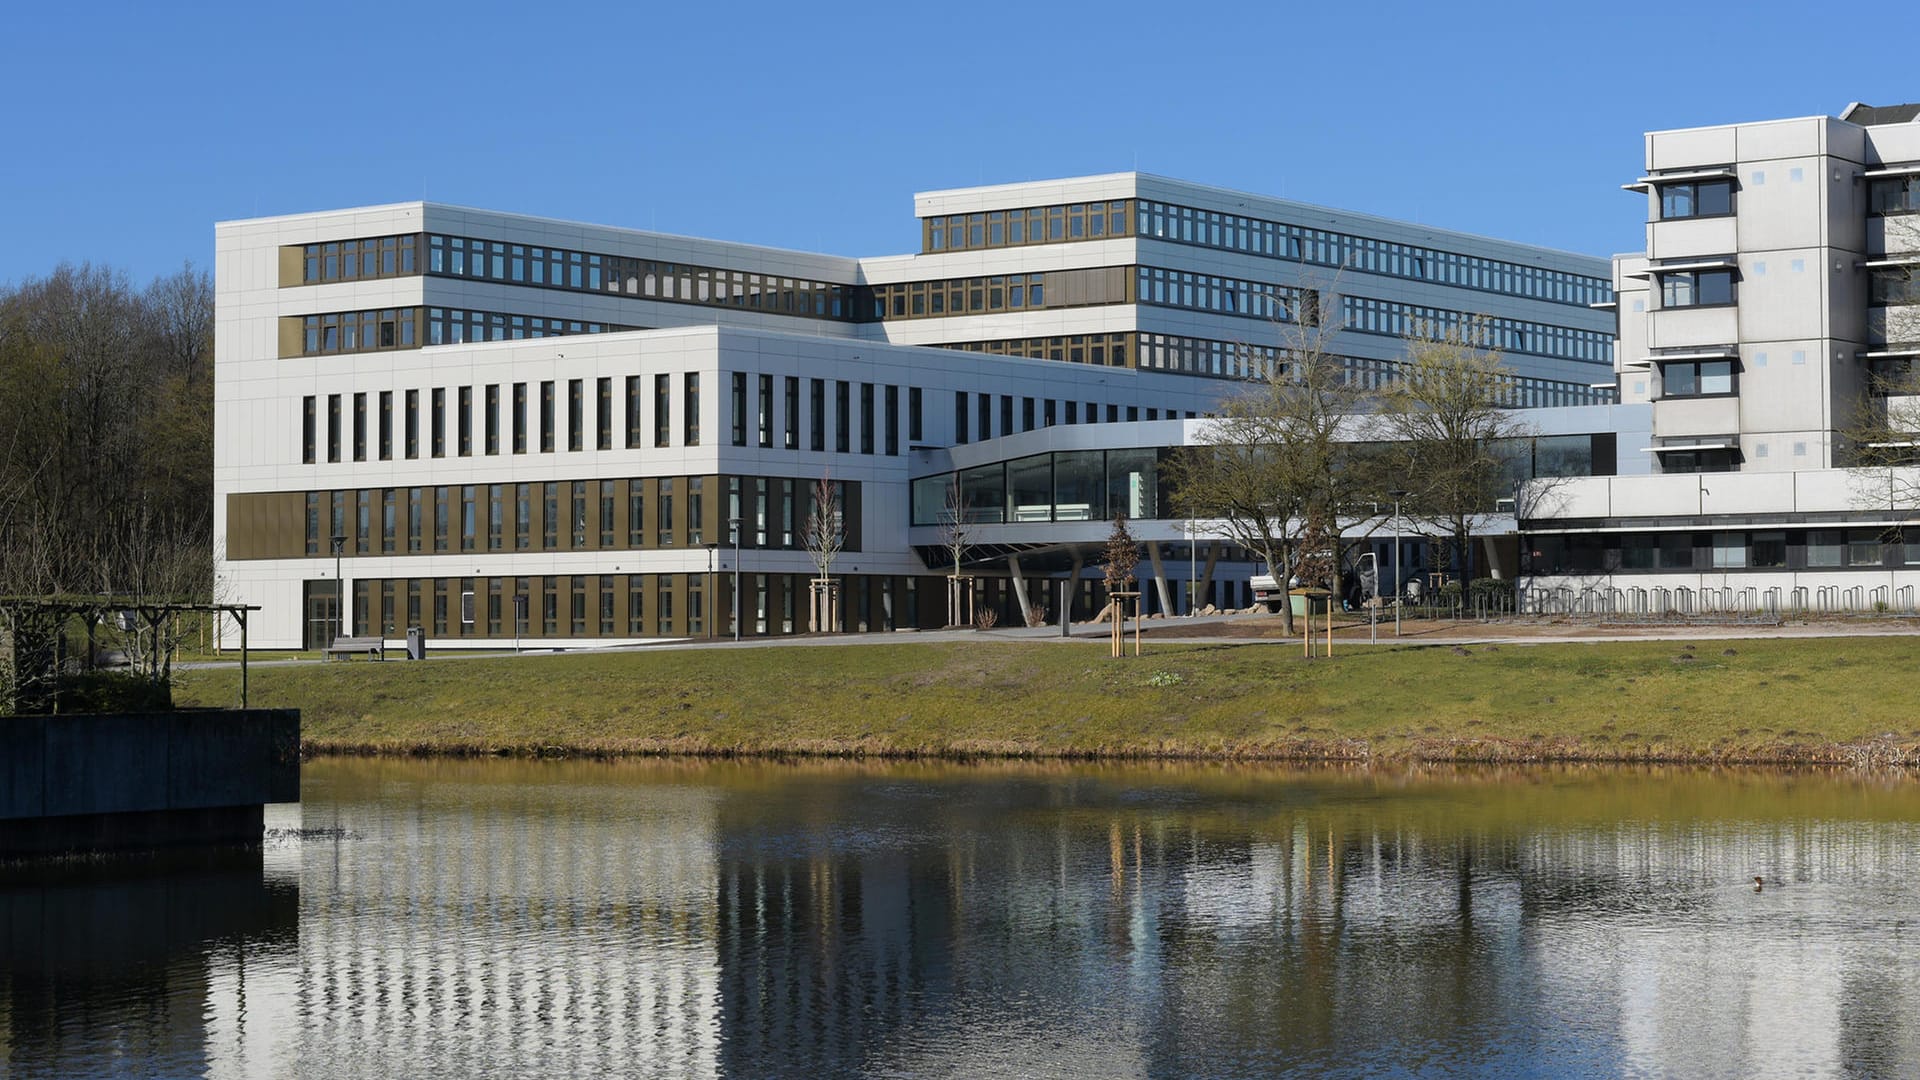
[213,174,1619,648]
[1522,103,1920,615]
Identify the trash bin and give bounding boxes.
[406,625,427,661]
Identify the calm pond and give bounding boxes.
[4,758,1919,1078]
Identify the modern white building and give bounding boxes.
[1523,103,1920,614]
[213,175,1620,648]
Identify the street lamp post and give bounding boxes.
[704,543,718,640]
[1388,490,1409,637]
[729,516,741,642]
[1186,520,1198,616]
[330,533,347,651]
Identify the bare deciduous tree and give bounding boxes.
[1371,318,1535,582]
[802,472,845,632]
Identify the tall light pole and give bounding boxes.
[1186,519,1197,616]
[330,533,347,648]
[1388,490,1409,637]
[729,516,741,642]
[704,543,718,639]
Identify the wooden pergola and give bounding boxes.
[0,596,262,713]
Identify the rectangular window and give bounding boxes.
[655,374,671,447]
[487,484,505,550]
[1661,269,1736,308]
[658,574,675,636]
[885,384,899,456]
[484,385,499,455]
[460,485,476,551]
[1712,533,1747,569]
[1022,397,1035,432]
[688,477,704,546]
[980,393,992,441]
[658,478,675,547]
[1870,176,1920,216]
[955,391,969,445]
[540,381,555,453]
[860,383,875,454]
[430,389,445,458]
[909,387,923,442]
[567,379,584,452]
[758,374,774,448]
[625,375,643,448]
[1001,395,1014,437]
[810,379,826,452]
[627,479,645,547]
[571,481,588,548]
[784,376,799,450]
[1869,268,1920,307]
[543,483,559,549]
[326,394,341,462]
[684,373,701,446]
[515,483,530,550]
[836,381,851,453]
[433,488,449,552]
[512,383,527,454]
[1807,529,1844,567]
[1658,360,1736,398]
[732,372,748,447]
[597,377,612,451]
[600,480,616,548]
[377,391,393,460]
[1848,529,1885,567]
[1659,179,1734,220]
[302,396,317,464]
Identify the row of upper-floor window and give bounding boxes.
[1871,176,1920,215]
[1525,528,1920,574]
[1132,331,1613,406]
[292,233,864,322]
[1869,267,1920,306]
[1136,267,1310,322]
[287,475,855,558]
[869,273,1054,319]
[1656,179,1735,221]
[299,371,932,464]
[1340,297,1613,364]
[950,391,1193,446]
[924,201,1131,251]
[1134,201,1612,308]
[947,333,1132,368]
[297,307,626,356]
[303,376,702,463]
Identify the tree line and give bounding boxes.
[0,262,214,600]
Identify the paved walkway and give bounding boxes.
[175,613,1920,671]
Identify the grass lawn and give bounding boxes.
[174,637,1920,764]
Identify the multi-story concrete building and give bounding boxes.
[1523,104,1920,613]
[213,175,1619,649]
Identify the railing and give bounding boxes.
[1515,579,1920,622]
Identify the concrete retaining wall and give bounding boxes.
[0,709,299,855]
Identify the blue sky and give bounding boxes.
[3,0,1916,285]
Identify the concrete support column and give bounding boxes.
[1008,556,1032,622]
[1147,545,1174,617]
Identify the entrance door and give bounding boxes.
[303,581,341,650]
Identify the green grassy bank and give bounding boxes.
[176,638,1920,765]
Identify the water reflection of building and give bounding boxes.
[0,848,299,1078]
[287,776,723,1078]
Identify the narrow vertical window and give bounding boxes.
[302,396,317,464]
[810,379,825,452]
[627,479,644,548]
[885,385,899,455]
[543,483,559,549]
[655,374,671,447]
[430,388,445,458]
[404,389,419,459]
[658,478,675,547]
[684,373,701,446]
[512,383,527,454]
[484,385,500,455]
[860,382,874,454]
[758,374,773,448]
[835,380,850,453]
[954,391,968,445]
[688,477,704,546]
[625,375,642,448]
[599,480,615,547]
[596,377,612,451]
[457,386,472,456]
[571,481,587,548]
[784,376,799,450]
[327,394,341,462]
[731,371,747,447]
[567,379,583,452]
[908,387,922,443]
[540,381,555,453]
[378,391,393,460]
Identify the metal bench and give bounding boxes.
[324,635,385,661]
